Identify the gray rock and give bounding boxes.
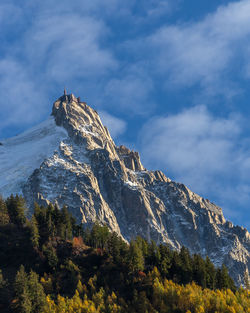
[6,93,250,286]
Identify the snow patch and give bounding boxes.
[0,117,68,197]
[78,125,99,137]
[124,180,138,189]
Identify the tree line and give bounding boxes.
[0,195,249,313]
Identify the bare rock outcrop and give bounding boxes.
[117,145,144,171]
[2,92,249,286]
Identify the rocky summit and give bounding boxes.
[0,93,249,285]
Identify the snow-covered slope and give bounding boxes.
[0,117,68,197]
[0,93,249,286]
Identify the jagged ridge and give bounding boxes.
[0,93,249,285]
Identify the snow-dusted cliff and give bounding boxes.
[0,93,249,285]
[0,117,68,197]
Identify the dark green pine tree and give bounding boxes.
[170,251,182,283]
[28,271,46,313]
[216,264,236,291]
[42,245,58,271]
[6,194,27,226]
[128,240,144,273]
[0,268,8,303]
[179,246,193,284]
[88,222,110,249]
[192,254,206,288]
[158,244,171,277]
[14,265,32,313]
[147,240,161,266]
[205,256,216,289]
[34,203,48,244]
[46,204,56,238]
[61,259,81,294]
[106,231,127,264]
[0,269,5,288]
[0,196,9,225]
[30,215,40,248]
[134,236,148,257]
[133,291,153,313]
[60,206,73,240]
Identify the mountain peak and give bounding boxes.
[0,92,249,286]
[57,91,78,104]
[52,93,116,152]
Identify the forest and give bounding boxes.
[0,194,249,313]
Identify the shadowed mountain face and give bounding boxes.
[1,93,249,285]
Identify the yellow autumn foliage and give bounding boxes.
[45,288,122,313]
[45,276,250,313]
[152,278,250,313]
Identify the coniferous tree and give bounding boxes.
[170,250,182,283]
[46,204,56,238]
[0,196,9,225]
[216,264,236,291]
[14,265,32,313]
[6,194,27,226]
[42,245,58,271]
[34,203,50,243]
[192,254,206,288]
[60,206,73,240]
[28,271,46,313]
[30,215,40,248]
[61,259,81,294]
[107,231,128,264]
[0,269,5,288]
[179,246,192,284]
[0,268,8,308]
[205,256,216,289]
[158,244,171,277]
[0,268,8,300]
[128,240,144,272]
[0,205,244,312]
[147,240,161,266]
[87,222,110,249]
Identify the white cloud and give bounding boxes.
[0,3,21,27]
[140,106,240,183]
[139,105,250,227]
[99,111,126,138]
[0,2,118,134]
[0,0,177,128]
[132,0,250,98]
[0,59,47,135]
[146,0,175,18]
[104,66,155,115]
[24,14,117,82]
[1,0,250,229]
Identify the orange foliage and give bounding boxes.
[72,236,84,248]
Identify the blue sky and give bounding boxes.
[1,0,250,230]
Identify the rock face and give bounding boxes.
[1,93,250,285]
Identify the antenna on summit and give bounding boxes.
[64,87,67,96]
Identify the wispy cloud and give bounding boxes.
[139,105,250,228]
[104,66,155,115]
[0,0,179,133]
[139,106,240,183]
[1,0,250,229]
[128,0,250,100]
[99,111,126,138]
[0,59,47,133]
[0,1,119,136]
[25,15,117,81]
[3,0,250,134]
